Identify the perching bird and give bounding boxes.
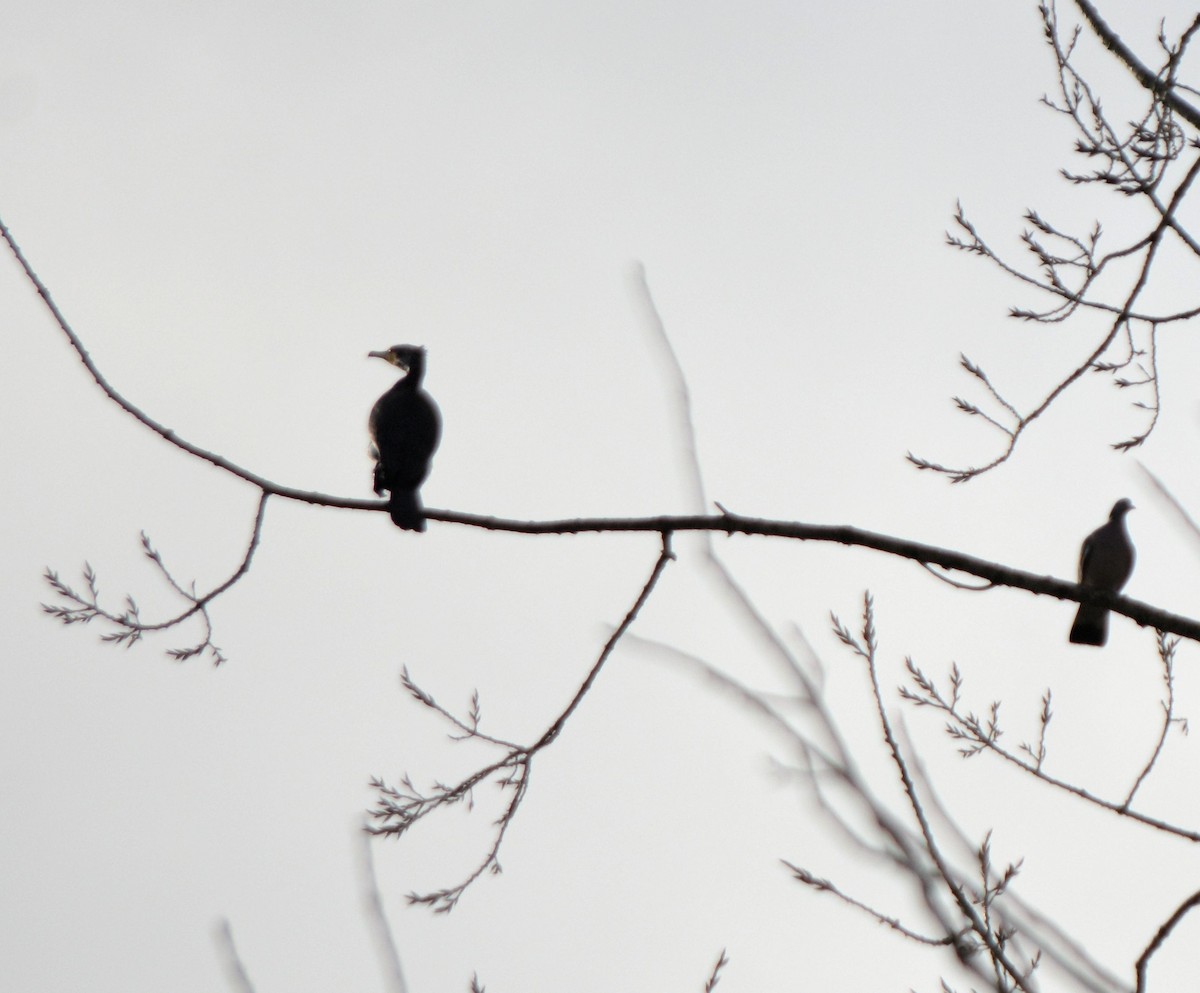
[1069,498,1135,646]
[368,345,441,531]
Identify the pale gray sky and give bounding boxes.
[5,1,1200,990]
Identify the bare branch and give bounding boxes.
[40,493,268,664]
[369,533,675,910]
[1135,888,1200,993]
[903,662,1200,842]
[0,216,388,515]
[630,262,707,515]
[850,593,1038,989]
[1139,461,1200,549]
[783,861,962,947]
[214,919,256,993]
[11,218,1198,650]
[920,6,1200,480]
[904,743,1126,993]
[1122,631,1185,809]
[1073,0,1200,130]
[702,949,729,993]
[358,831,409,993]
[431,508,1200,645]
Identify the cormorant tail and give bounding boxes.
[389,490,425,531]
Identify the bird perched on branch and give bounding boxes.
[368,345,441,531]
[1069,498,1135,646]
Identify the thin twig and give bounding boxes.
[903,739,1123,993]
[702,949,729,992]
[631,262,707,514]
[1122,632,1183,809]
[917,4,1200,481]
[214,920,256,993]
[1135,889,1200,993]
[903,662,1200,842]
[41,492,268,664]
[851,594,1039,990]
[1138,462,1200,550]
[783,862,961,947]
[359,830,409,993]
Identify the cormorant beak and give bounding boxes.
[368,349,409,370]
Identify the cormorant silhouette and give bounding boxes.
[368,345,441,531]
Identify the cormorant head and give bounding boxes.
[368,345,426,375]
[1110,498,1134,519]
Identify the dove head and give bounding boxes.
[1110,498,1134,519]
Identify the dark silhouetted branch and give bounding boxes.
[368,533,674,911]
[902,659,1199,841]
[1135,888,1200,993]
[40,493,268,665]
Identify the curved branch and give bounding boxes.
[370,533,675,911]
[431,507,1200,644]
[139,492,269,634]
[1135,888,1200,993]
[41,492,269,664]
[214,920,256,993]
[920,8,1200,483]
[783,861,962,947]
[921,165,1180,481]
[9,215,1198,645]
[0,215,374,510]
[921,562,996,591]
[1122,632,1183,810]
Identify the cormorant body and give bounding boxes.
[1068,498,1135,646]
[368,345,441,531]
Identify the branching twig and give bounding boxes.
[368,533,675,911]
[903,661,1199,841]
[1123,631,1186,809]
[915,3,1200,481]
[637,266,1122,990]
[840,595,1040,990]
[1019,692,1053,773]
[904,742,1126,993]
[783,862,962,947]
[40,493,268,665]
[702,949,729,992]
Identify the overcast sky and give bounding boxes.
[6,1,1200,990]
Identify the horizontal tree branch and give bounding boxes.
[6,214,1194,644]
[431,507,1200,644]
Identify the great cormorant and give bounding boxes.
[368,345,441,531]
